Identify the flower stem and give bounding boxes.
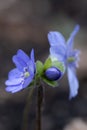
[36,85,43,130]
[21,87,34,130]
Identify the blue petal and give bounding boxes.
[48,31,66,48]
[27,60,35,74]
[6,84,23,93]
[12,49,31,71]
[12,55,26,71]
[67,49,80,57]
[8,68,22,80]
[67,66,79,99]
[50,46,66,62]
[23,74,34,88]
[30,49,36,72]
[30,49,35,63]
[73,49,80,58]
[5,78,22,86]
[50,45,66,57]
[17,49,30,63]
[67,25,80,50]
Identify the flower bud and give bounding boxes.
[45,67,61,81]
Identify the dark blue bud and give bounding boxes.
[45,67,62,81]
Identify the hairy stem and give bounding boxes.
[36,85,43,130]
[21,87,34,130]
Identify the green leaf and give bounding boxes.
[44,57,52,70]
[43,77,58,87]
[36,60,44,76]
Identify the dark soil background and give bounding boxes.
[0,0,87,130]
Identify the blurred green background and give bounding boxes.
[0,0,87,130]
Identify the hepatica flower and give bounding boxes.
[5,49,35,93]
[48,25,80,99]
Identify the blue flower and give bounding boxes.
[48,25,80,99]
[45,67,62,81]
[5,49,35,93]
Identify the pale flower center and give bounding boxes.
[24,72,30,78]
[23,67,30,78]
[67,56,75,63]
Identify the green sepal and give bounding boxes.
[52,60,65,73]
[44,57,52,70]
[42,77,58,87]
[36,60,44,76]
[44,57,65,73]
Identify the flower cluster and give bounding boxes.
[5,25,80,99]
